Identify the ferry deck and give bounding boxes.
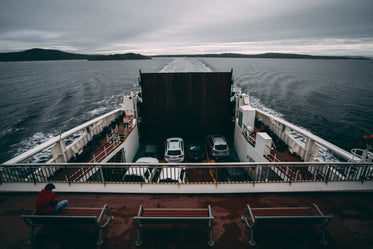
[1,191,373,249]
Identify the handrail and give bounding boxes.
[350,148,373,162]
[264,145,287,162]
[4,108,126,164]
[254,108,354,160]
[89,123,135,163]
[1,162,372,185]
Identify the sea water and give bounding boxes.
[0,57,372,163]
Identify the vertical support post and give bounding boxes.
[249,227,256,246]
[320,226,328,245]
[135,224,142,246]
[100,166,105,183]
[27,227,35,245]
[208,218,214,246]
[97,228,103,245]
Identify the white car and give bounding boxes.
[122,157,159,183]
[157,167,186,183]
[135,157,159,164]
[207,135,230,159]
[164,137,185,163]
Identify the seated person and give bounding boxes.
[35,183,68,214]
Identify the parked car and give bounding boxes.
[135,157,159,164]
[187,142,206,162]
[164,137,185,163]
[143,144,163,160]
[157,167,186,183]
[207,135,230,159]
[122,157,159,182]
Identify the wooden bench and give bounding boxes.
[241,203,333,246]
[21,204,114,245]
[133,205,214,246]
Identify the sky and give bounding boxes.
[1,0,373,56]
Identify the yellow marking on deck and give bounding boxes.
[205,144,214,163]
[203,144,217,182]
[209,169,216,183]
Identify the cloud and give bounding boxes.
[0,0,372,56]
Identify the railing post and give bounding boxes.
[29,166,36,184]
[285,166,289,182]
[360,164,368,183]
[0,168,3,184]
[295,170,299,181]
[100,166,105,183]
[65,166,71,184]
[325,165,331,183]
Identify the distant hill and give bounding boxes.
[0,48,369,61]
[0,48,88,61]
[88,53,151,60]
[0,48,151,61]
[153,52,370,60]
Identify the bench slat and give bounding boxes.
[143,212,208,217]
[58,210,102,216]
[142,208,209,217]
[252,210,315,216]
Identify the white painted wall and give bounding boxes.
[2,181,372,193]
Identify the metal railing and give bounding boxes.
[1,162,372,185]
[350,148,373,162]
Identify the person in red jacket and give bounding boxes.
[35,183,68,214]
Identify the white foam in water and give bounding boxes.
[160,58,212,72]
[248,95,284,119]
[87,106,108,116]
[12,132,55,163]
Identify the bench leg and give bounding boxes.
[248,228,256,246]
[208,224,214,247]
[320,226,328,246]
[27,227,35,245]
[97,228,103,246]
[135,226,142,246]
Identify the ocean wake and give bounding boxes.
[160,58,212,72]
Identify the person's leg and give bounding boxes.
[52,200,68,214]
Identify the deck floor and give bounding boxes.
[1,191,372,249]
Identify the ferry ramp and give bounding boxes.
[139,71,234,141]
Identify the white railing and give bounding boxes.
[254,108,354,162]
[4,108,126,164]
[1,162,372,184]
[350,148,373,162]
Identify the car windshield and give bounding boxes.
[168,150,181,156]
[215,145,227,150]
[190,145,203,151]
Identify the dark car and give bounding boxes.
[143,144,163,160]
[187,142,206,162]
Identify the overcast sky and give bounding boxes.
[1,0,373,56]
